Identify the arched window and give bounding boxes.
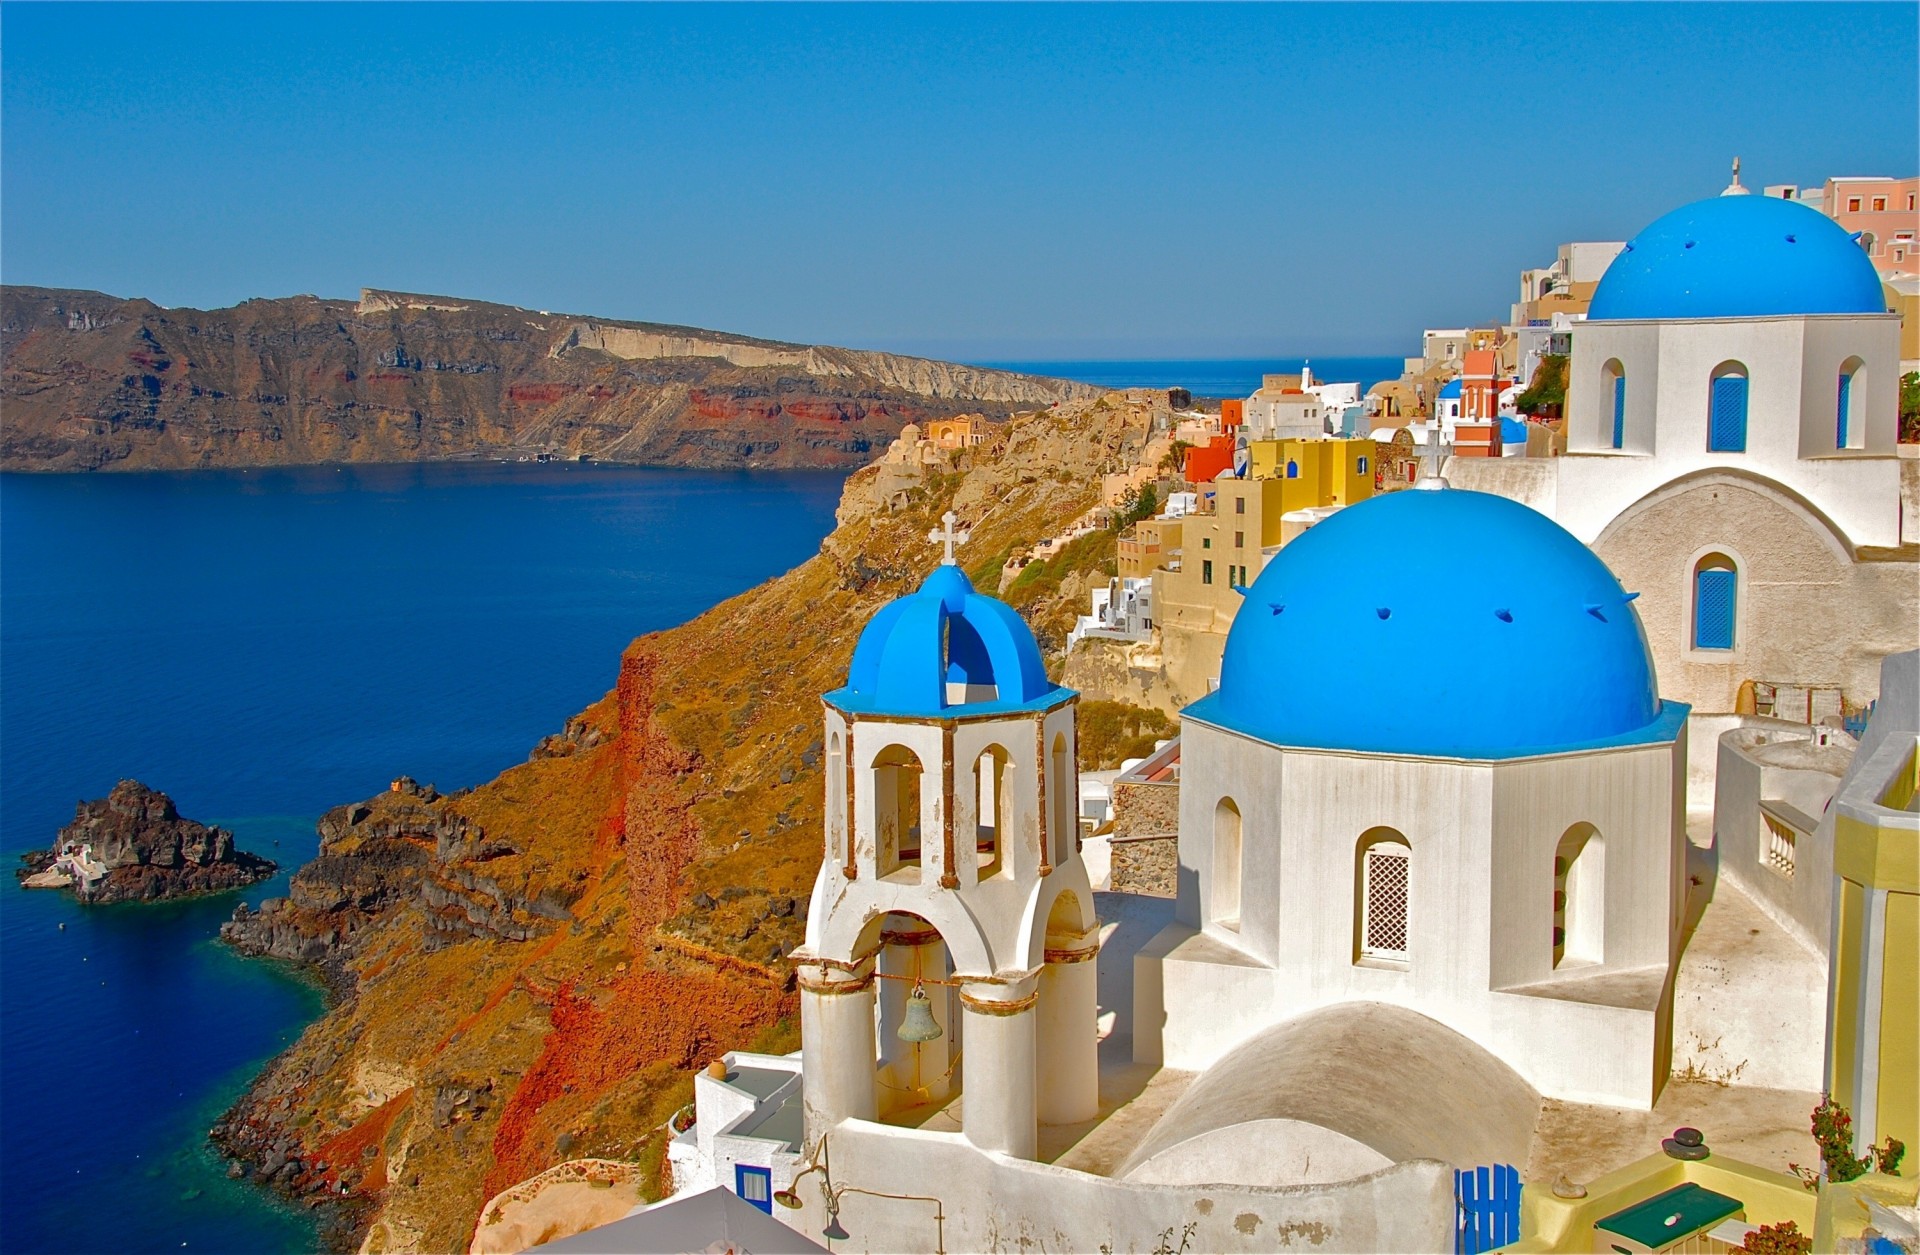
[974,744,1008,881]
[1602,359,1626,450]
[827,732,845,867]
[1837,357,1866,449]
[1708,362,1749,453]
[1285,460,1299,479]
[872,745,923,880]
[1554,824,1605,968]
[1050,732,1072,865]
[1692,553,1738,651]
[1355,828,1411,964]
[1212,798,1242,930]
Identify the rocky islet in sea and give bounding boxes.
[17,779,276,903]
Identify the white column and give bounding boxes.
[876,922,953,1113]
[799,961,877,1139]
[1037,945,1100,1125]
[960,977,1038,1159]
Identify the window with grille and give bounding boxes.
[1709,367,1749,452]
[1837,371,1854,448]
[1763,815,1796,878]
[1360,842,1410,961]
[1693,562,1737,650]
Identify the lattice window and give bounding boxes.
[1694,567,1736,650]
[1361,844,1410,960]
[1763,815,1796,878]
[1709,371,1749,452]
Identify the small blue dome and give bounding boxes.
[1185,490,1683,758]
[1437,379,1463,400]
[829,564,1067,717]
[1589,195,1887,321]
[1500,417,1529,444]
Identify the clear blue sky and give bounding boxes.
[3,3,1914,359]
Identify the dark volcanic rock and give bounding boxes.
[17,781,275,903]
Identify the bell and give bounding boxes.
[897,982,943,1043]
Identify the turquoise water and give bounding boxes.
[0,462,846,1254]
[980,356,1405,399]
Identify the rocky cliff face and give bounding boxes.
[208,395,1152,1252]
[17,780,275,902]
[0,286,1095,472]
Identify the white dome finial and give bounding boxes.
[1721,156,1750,197]
[928,509,970,565]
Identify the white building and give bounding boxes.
[1242,375,1328,440]
[1067,575,1154,651]
[1450,188,1918,721]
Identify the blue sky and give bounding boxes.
[2,3,1915,359]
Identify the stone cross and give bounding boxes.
[929,510,970,564]
[1415,425,1450,489]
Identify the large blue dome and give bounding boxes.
[1588,194,1887,321]
[828,563,1068,717]
[1184,489,1683,758]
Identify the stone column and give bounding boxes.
[876,921,953,1113]
[959,977,1038,1159]
[1037,941,1100,1125]
[799,960,877,1139]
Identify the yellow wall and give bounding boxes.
[1830,804,1920,1177]
[1244,437,1376,512]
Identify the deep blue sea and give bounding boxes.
[0,462,846,1255]
[979,355,1405,399]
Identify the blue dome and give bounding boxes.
[1500,417,1529,444]
[1184,489,1683,758]
[1589,195,1887,321]
[829,563,1067,717]
[1437,379,1463,400]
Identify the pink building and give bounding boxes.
[1825,176,1919,278]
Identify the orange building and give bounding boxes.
[1220,399,1244,430]
[926,416,989,449]
[1184,435,1236,484]
[1826,176,1919,277]
[1460,349,1503,423]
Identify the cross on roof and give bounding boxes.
[929,509,970,565]
[1415,425,1451,490]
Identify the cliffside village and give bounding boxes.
[486,170,1920,1255]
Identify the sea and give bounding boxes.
[0,462,847,1255]
[0,357,1372,1254]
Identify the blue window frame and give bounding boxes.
[1709,372,1748,452]
[1836,371,1854,448]
[1610,374,1626,449]
[1285,460,1299,479]
[1694,567,1737,650]
[736,1164,773,1213]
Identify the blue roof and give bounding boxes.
[827,563,1069,718]
[1589,194,1887,321]
[1437,379,1463,399]
[1500,417,1529,443]
[1185,489,1685,759]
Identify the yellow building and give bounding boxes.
[1243,436,1375,508]
[1118,516,1183,580]
[1827,650,1918,1176]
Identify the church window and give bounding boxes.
[1202,560,1213,585]
[1692,554,1738,651]
[1286,460,1299,479]
[1553,823,1605,968]
[1355,829,1410,963]
[1708,363,1749,452]
[1837,358,1865,449]
[1602,359,1626,450]
[1050,732,1073,865]
[827,732,845,867]
[1212,798,1242,930]
[872,744,923,880]
[974,744,1008,881]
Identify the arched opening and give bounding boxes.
[1692,553,1738,651]
[1050,732,1072,866]
[1837,357,1866,449]
[1355,828,1411,965]
[873,745,923,880]
[1708,362,1749,453]
[1554,823,1605,968]
[1285,459,1299,479]
[866,910,958,1120]
[1602,359,1626,450]
[827,731,845,868]
[974,744,1009,881]
[1212,798,1243,930]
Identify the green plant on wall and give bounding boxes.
[1787,1096,1906,1188]
[1900,371,1919,443]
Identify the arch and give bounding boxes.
[871,743,924,880]
[1286,459,1299,479]
[1553,823,1605,968]
[819,899,995,980]
[1354,827,1411,964]
[1836,355,1866,450]
[1592,467,1857,564]
[1707,361,1749,453]
[1050,732,1073,867]
[1601,358,1627,450]
[1212,798,1243,930]
[827,731,846,867]
[1044,888,1090,946]
[1691,552,1738,651]
[973,743,1009,881]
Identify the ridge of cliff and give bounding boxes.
[0,285,1097,473]
[208,393,1154,1252]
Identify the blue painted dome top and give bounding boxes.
[1437,379,1463,400]
[1500,417,1529,444]
[1589,194,1887,321]
[828,563,1068,718]
[1184,489,1685,758]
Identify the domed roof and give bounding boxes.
[828,563,1067,717]
[1437,379,1463,400]
[1184,489,1683,758]
[1588,195,1887,321]
[1500,417,1529,444]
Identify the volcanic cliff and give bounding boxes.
[208,393,1160,1252]
[0,286,1095,472]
